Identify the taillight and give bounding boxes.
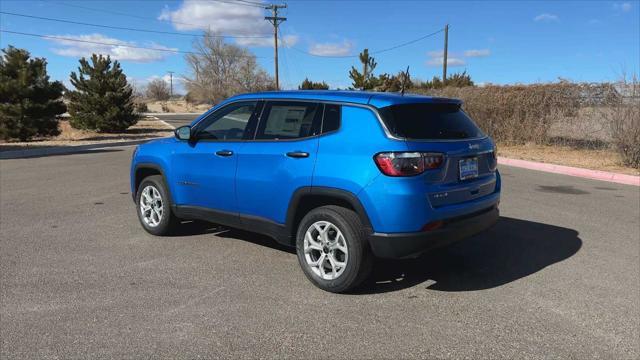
[489,144,498,171]
[374,152,444,177]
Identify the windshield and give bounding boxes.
[379,103,484,140]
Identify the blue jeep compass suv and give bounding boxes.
[131,91,500,292]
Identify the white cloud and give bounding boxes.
[159,0,283,47]
[613,2,632,12]
[533,13,559,22]
[426,56,465,67]
[236,34,299,48]
[46,33,176,62]
[308,40,353,56]
[426,50,465,67]
[147,74,184,85]
[464,49,490,57]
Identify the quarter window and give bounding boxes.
[322,104,341,133]
[256,102,321,140]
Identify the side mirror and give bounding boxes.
[175,125,192,141]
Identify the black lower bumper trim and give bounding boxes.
[368,207,499,259]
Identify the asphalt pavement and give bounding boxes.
[1,145,638,358]
[150,113,200,128]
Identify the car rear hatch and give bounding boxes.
[377,102,498,208]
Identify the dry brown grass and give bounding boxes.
[413,81,639,170]
[0,118,173,151]
[498,143,639,176]
[146,99,210,113]
[413,83,586,144]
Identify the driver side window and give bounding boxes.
[195,102,257,141]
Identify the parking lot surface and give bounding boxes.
[1,146,638,358]
[150,113,199,129]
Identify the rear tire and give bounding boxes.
[136,175,180,236]
[296,205,373,293]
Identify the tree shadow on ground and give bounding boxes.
[0,148,123,159]
[356,216,582,294]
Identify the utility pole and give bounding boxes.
[167,71,174,98]
[362,55,368,91]
[442,24,449,82]
[265,3,287,90]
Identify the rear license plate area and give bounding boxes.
[459,157,478,180]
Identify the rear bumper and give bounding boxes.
[368,206,499,259]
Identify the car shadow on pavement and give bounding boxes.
[356,216,582,294]
[171,220,296,254]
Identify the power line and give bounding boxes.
[54,1,194,28]
[236,0,270,7]
[278,31,294,89]
[52,1,264,32]
[0,29,268,59]
[288,27,445,59]
[208,0,266,8]
[0,11,270,39]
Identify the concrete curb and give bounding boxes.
[140,112,202,116]
[498,156,640,187]
[0,137,167,160]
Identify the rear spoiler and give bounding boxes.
[368,94,463,108]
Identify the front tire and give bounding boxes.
[296,205,373,293]
[136,175,180,236]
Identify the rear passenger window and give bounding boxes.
[256,102,321,140]
[322,104,341,133]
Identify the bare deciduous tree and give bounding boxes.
[145,78,171,101]
[184,31,274,104]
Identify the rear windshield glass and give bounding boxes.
[379,103,484,140]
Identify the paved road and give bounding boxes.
[1,147,638,358]
[150,113,201,128]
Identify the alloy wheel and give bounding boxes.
[139,185,163,227]
[303,221,349,280]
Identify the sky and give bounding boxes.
[0,0,638,92]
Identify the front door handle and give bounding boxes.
[286,151,309,158]
[215,150,234,157]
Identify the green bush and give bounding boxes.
[66,54,138,132]
[0,46,66,141]
[134,102,148,113]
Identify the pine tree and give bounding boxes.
[66,54,138,132]
[0,46,66,141]
[298,78,329,90]
[348,49,379,90]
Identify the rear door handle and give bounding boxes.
[215,150,234,157]
[286,151,309,158]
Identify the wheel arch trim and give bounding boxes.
[284,186,373,242]
[133,163,174,204]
